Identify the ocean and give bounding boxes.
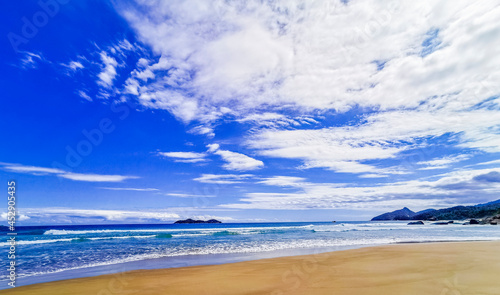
[2,221,500,289]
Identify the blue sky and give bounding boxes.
[1,0,500,225]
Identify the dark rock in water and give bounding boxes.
[469,219,479,224]
[407,221,424,225]
[481,214,500,225]
[448,221,454,223]
[174,218,222,224]
[432,222,449,225]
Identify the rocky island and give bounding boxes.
[174,218,222,224]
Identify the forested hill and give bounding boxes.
[411,199,500,220]
[372,199,500,221]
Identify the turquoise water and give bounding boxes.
[1,221,500,288]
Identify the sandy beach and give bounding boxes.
[2,241,500,295]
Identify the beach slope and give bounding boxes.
[3,241,500,295]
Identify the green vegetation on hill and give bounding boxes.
[372,199,500,221]
[411,200,500,221]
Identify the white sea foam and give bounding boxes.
[42,225,313,236]
[0,238,75,246]
[311,222,472,232]
[6,223,493,247]
[2,225,307,246]
[0,235,158,247]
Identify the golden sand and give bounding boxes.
[3,241,500,295]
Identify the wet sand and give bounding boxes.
[3,241,500,295]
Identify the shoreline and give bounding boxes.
[6,237,500,290]
[2,242,382,289]
[3,240,500,294]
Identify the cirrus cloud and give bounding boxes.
[0,162,138,183]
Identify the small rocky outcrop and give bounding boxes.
[407,221,424,225]
[482,214,500,225]
[174,218,222,224]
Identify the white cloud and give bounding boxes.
[258,176,306,187]
[207,144,264,171]
[13,2,473,184]
[97,51,118,88]
[58,172,139,182]
[16,208,180,223]
[246,123,407,175]
[111,0,500,123]
[57,1,500,191]
[111,39,134,53]
[214,149,264,171]
[77,90,92,101]
[194,174,254,184]
[221,168,500,211]
[417,154,471,170]
[158,151,208,163]
[166,193,216,198]
[8,206,242,224]
[237,112,286,123]
[123,77,140,95]
[188,125,215,137]
[0,163,138,183]
[19,51,43,69]
[469,159,500,167]
[245,107,500,175]
[206,143,220,153]
[1,212,30,221]
[190,215,234,221]
[159,146,263,170]
[236,113,319,129]
[358,173,389,179]
[62,61,84,71]
[99,187,159,191]
[101,0,500,178]
[1,163,65,175]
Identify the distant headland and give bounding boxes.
[174,218,222,224]
[371,198,500,224]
